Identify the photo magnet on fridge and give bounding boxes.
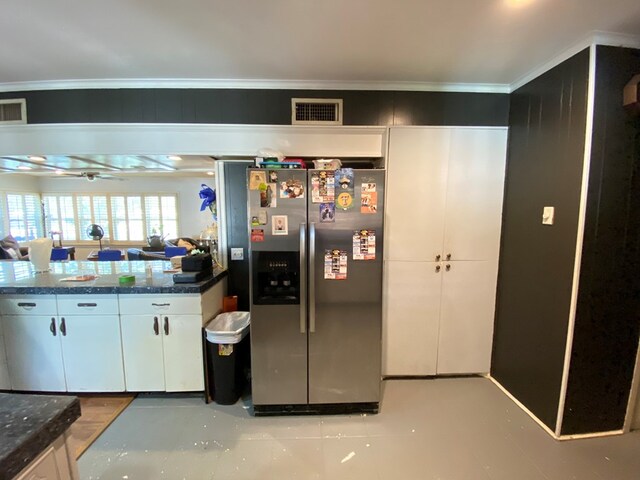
[335,168,354,193]
[251,229,265,242]
[260,183,277,208]
[337,192,353,210]
[272,215,288,235]
[280,179,305,199]
[249,171,267,190]
[320,203,335,223]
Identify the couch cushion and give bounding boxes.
[0,234,22,259]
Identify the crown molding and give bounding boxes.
[0,78,510,94]
[510,30,640,92]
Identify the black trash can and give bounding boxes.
[205,312,250,405]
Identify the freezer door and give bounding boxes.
[307,169,384,404]
[247,168,309,405]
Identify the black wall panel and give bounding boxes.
[0,88,508,126]
[561,46,640,435]
[223,161,253,312]
[492,49,590,430]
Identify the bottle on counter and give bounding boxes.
[145,263,153,280]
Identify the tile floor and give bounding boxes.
[78,377,640,480]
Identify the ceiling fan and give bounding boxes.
[54,171,125,181]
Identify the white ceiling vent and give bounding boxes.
[292,98,343,125]
[0,99,27,124]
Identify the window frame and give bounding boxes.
[41,192,180,245]
[0,190,45,242]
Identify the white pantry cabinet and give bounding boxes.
[384,126,507,376]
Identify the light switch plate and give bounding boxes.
[231,247,244,261]
[542,206,555,225]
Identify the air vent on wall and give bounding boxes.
[292,98,343,125]
[0,99,27,124]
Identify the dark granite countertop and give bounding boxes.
[0,260,227,294]
[0,393,81,480]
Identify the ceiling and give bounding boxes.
[1,0,640,91]
[0,155,216,177]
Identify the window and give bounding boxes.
[0,192,44,241]
[42,193,178,243]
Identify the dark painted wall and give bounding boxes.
[0,89,509,126]
[223,161,254,312]
[561,46,640,435]
[492,49,590,430]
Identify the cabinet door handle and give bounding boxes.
[77,302,97,307]
[435,265,441,273]
[435,254,441,261]
[164,317,169,336]
[18,302,36,308]
[445,264,451,271]
[152,303,171,307]
[50,318,57,336]
[153,317,159,336]
[446,253,451,260]
[60,317,67,336]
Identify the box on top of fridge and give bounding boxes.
[313,159,342,170]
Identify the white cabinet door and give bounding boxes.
[3,315,66,391]
[121,315,165,391]
[443,128,507,261]
[387,127,450,262]
[383,261,443,376]
[437,260,498,374]
[0,317,11,389]
[60,315,125,392]
[162,315,204,392]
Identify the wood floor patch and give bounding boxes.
[67,395,135,459]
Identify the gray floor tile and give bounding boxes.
[78,378,640,480]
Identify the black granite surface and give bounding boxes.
[0,393,81,480]
[0,260,227,294]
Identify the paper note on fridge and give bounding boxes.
[324,249,347,280]
[353,229,376,260]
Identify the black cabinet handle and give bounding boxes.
[153,317,159,336]
[164,316,169,336]
[445,264,451,271]
[77,303,97,307]
[152,303,171,307]
[18,302,36,308]
[50,318,56,336]
[60,317,67,336]
[435,265,441,273]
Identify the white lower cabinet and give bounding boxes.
[384,260,498,376]
[59,315,125,392]
[2,315,67,391]
[121,314,204,392]
[437,261,498,375]
[0,317,11,389]
[384,261,442,376]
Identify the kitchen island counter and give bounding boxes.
[0,393,80,480]
[0,260,227,294]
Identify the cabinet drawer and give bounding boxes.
[0,296,57,316]
[57,295,119,315]
[118,294,202,315]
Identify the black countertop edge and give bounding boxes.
[0,394,81,480]
[0,269,228,295]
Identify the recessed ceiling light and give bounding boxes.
[17,166,32,170]
[55,170,64,175]
[168,155,182,161]
[206,171,214,176]
[504,0,534,7]
[28,155,46,162]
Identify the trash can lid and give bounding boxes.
[206,311,250,336]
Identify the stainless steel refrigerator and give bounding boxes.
[247,167,385,414]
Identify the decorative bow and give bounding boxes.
[199,184,217,219]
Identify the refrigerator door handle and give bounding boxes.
[309,222,316,333]
[299,223,307,334]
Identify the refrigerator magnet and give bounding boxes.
[361,191,378,214]
[311,171,336,203]
[258,210,268,225]
[324,249,347,280]
[251,228,265,242]
[353,229,376,260]
[362,182,376,193]
[260,183,277,208]
[272,215,288,235]
[280,179,305,199]
[337,192,353,210]
[249,171,267,190]
[320,203,335,222]
[268,170,278,183]
[336,168,354,193]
